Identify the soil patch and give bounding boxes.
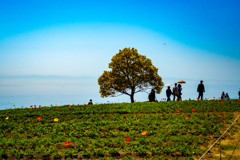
[197,113,240,160]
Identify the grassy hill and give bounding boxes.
[1,99,240,160]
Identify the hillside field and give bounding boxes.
[1,99,240,160]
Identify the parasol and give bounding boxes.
[164,84,172,87]
[177,80,186,84]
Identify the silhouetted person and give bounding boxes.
[177,84,182,101]
[166,86,172,101]
[221,92,225,100]
[88,99,93,105]
[225,93,230,99]
[148,93,151,102]
[197,80,205,100]
[172,83,179,101]
[239,90,240,99]
[150,89,155,102]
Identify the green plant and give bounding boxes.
[1,100,240,159]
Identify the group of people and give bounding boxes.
[166,80,205,101]
[221,92,230,100]
[89,80,240,104]
[164,80,238,101]
[166,83,183,101]
[220,90,240,100]
[150,80,205,102]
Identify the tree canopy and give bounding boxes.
[98,47,164,103]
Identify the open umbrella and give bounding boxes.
[164,84,172,87]
[177,80,186,84]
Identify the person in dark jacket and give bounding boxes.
[88,99,93,105]
[177,84,182,101]
[239,90,240,99]
[221,92,225,100]
[166,86,172,101]
[197,80,205,100]
[150,89,156,102]
[172,83,179,101]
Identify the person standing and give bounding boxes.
[166,86,172,101]
[197,80,205,100]
[177,84,182,101]
[172,83,179,101]
[239,90,240,99]
[150,89,155,102]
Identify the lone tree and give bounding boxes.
[98,47,164,103]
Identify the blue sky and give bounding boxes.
[0,0,240,109]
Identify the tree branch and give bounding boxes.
[111,93,124,97]
[121,90,131,96]
[114,87,131,96]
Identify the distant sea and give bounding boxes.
[1,93,239,111]
[0,95,90,110]
[0,94,144,110]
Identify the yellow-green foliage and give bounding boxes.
[98,47,164,102]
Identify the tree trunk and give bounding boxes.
[130,93,134,103]
[130,87,135,103]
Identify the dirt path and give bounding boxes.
[198,112,240,160]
